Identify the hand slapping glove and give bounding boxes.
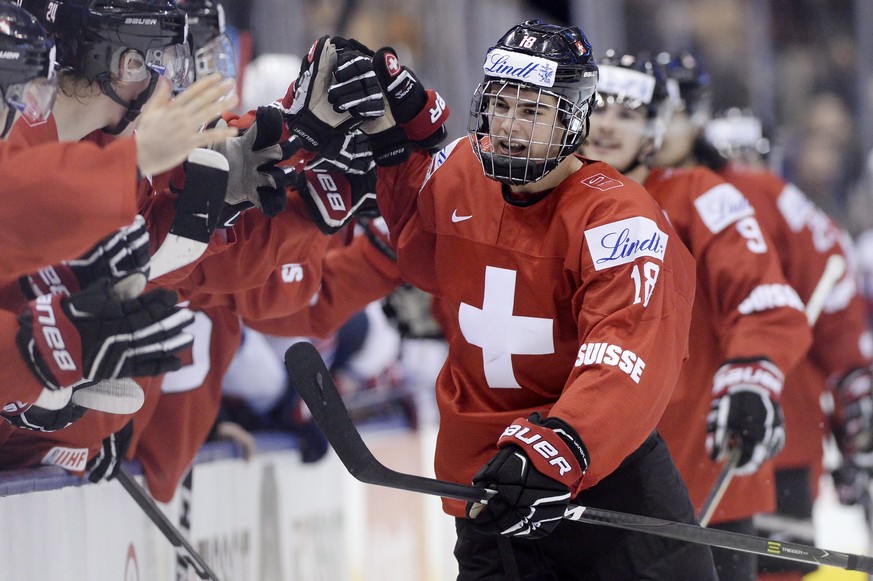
[211,106,297,218]
[466,413,589,539]
[297,130,378,234]
[285,35,385,159]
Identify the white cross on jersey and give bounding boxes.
[459,266,554,388]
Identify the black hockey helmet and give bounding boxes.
[468,19,599,185]
[656,50,711,125]
[0,2,57,137]
[595,50,673,148]
[177,0,235,81]
[21,0,190,90]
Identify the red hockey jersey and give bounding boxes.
[378,138,697,518]
[648,166,812,523]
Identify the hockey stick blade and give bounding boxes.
[283,341,873,574]
[149,148,229,281]
[116,467,220,580]
[284,341,477,503]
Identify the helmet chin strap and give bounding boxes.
[98,70,160,136]
[1,107,16,139]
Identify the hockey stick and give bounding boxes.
[116,467,220,580]
[697,252,849,525]
[284,340,873,573]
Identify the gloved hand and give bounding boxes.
[361,47,450,166]
[466,413,589,539]
[87,419,134,482]
[210,106,296,217]
[832,457,872,506]
[832,366,873,467]
[21,215,150,299]
[706,359,786,476]
[285,36,384,159]
[296,136,378,234]
[17,279,195,391]
[1,393,87,432]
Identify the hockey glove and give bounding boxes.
[466,413,589,539]
[211,106,296,217]
[831,457,872,506]
[21,215,150,299]
[361,47,450,166]
[87,419,134,482]
[832,366,873,468]
[17,279,195,391]
[296,155,378,235]
[706,359,786,476]
[1,394,87,432]
[286,36,384,159]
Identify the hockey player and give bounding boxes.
[581,52,813,580]
[658,55,873,581]
[335,20,715,578]
[0,0,236,477]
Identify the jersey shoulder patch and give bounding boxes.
[584,216,668,271]
[693,182,754,234]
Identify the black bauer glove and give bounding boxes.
[20,215,150,299]
[466,413,589,539]
[210,107,297,218]
[706,359,786,475]
[1,395,87,432]
[87,419,134,482]
[285,36,385,159]
[297,130,378,234]
[16,279,195,391]
[361,47,450,166]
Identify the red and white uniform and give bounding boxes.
[1,119,140,280]
[719,163,871,492]
[647,166,813,524]
[377,138,697,517]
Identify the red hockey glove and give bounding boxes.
[831,366,873,467]
[466,413,589,539]
[296,133,378,235]
[361,47,450,166]
[17,280,195,391]
[1,395,86,433]
[21,215,150,299]
[706,359,785,475]
[285,36,384,159]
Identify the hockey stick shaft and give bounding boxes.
[116,467,220,580]
[698,253,848,523]
[697,447,740,527]
[284,340,873,573]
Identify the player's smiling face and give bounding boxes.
[486,84,565,162]
[583,100,652,172]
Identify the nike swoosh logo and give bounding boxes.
[452,210,473,223]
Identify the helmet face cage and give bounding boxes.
[468,20,598,186]
[469,79,592,185]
